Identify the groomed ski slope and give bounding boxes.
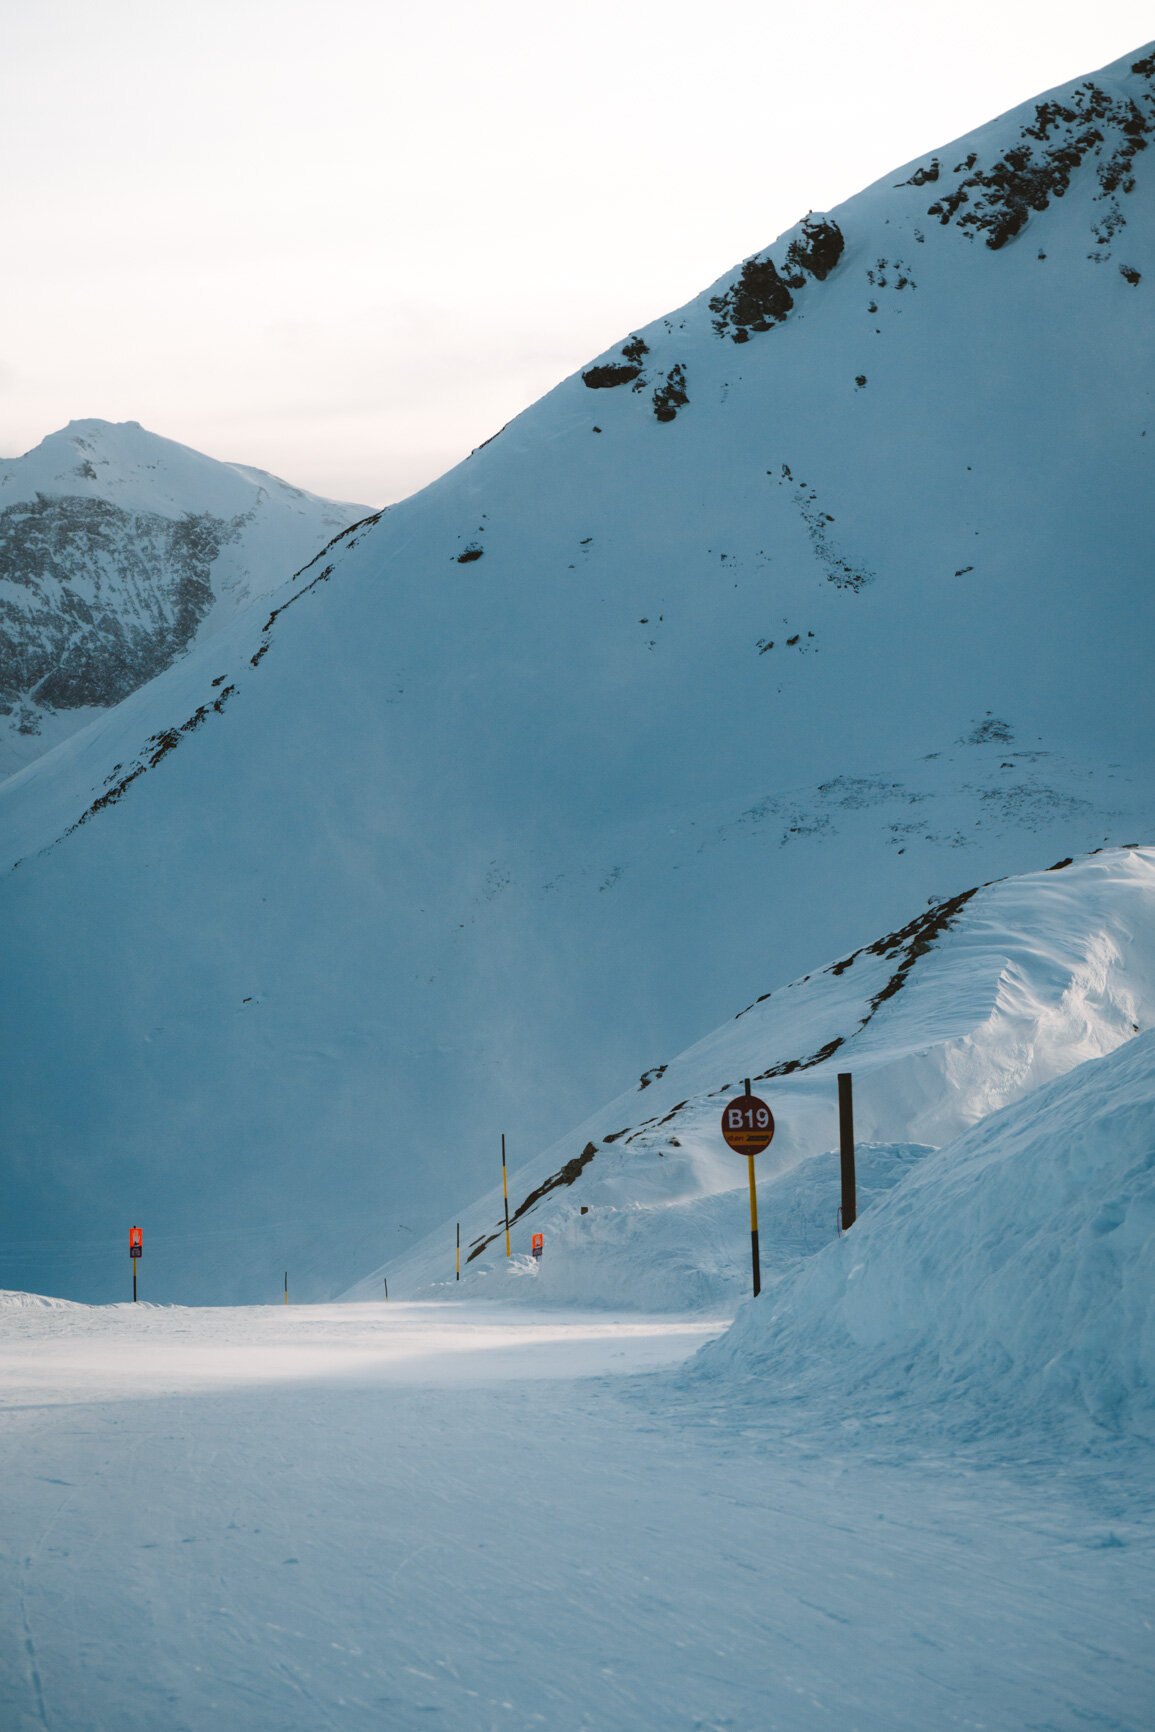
[1,1296,1152,1732]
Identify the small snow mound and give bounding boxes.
[694,1031,1155,1442]
[0,1289,87,1310]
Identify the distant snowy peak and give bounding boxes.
[0,418,364,522]
[0,420,371,776]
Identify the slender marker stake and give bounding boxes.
[133,1263,137,1303]
[837,1073,857,1231]
[747,1152,761,1297]
[383,1276,389,1303]
[284,1270,288,1305]
[502,1134,511,1258]
[456,1222,461,1281]
[720,1083,771,1301]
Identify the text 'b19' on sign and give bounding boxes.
[721,1091,775,1155]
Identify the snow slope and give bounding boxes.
[1,48,1154,1304]
[0,419,370,773]
[360,846,1155,1312]
[695,1024,1155,1445]
[3,1300,1152,1732]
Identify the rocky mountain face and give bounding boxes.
[0,421,370,775]
[0,45,1152,1304]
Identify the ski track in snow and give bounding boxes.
[0,1300,1152,1732]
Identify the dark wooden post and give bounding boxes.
[838,1073,857,1230]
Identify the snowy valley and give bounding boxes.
[2,46,1154,1309]
[1,40,1154,1732]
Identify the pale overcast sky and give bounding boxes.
[3,0,1152,505]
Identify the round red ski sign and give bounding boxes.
[721,1092,775,1155]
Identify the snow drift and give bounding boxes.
[695,1027,1155,1443]
[358,847,1155,1312]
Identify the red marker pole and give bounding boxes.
[129,1227,142,1301]
[502,1135,511,1258]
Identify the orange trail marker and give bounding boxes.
[129,1227,142,1303]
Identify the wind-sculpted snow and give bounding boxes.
[1,49,1153,1305]
[696,1027,1155,1444]
[359,849,1155,1315]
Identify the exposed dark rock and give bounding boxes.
[923,75,1154,251]
[965,716,1014,744]
[582,363,642,389]
[652,363,689,422]
[457,546,484,563]
[0,496,233,712]
[710,255,794,341]
[898,159,940,187]
[582,335,650,390]
[784,215,846,281]
[709,219,842,344]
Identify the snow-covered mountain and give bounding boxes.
[0,420,370,774]
[1,46,1153,1306]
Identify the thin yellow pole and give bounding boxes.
[456,1222,461,1281]
[502,1134,511,1258]
[747,1153,761,1297]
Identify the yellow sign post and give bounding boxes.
[720,1079,775,1297]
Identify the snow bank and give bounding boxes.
[695,1030,1155,1441]
[368,847,1155,1312]
[0,1289,87,1310]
